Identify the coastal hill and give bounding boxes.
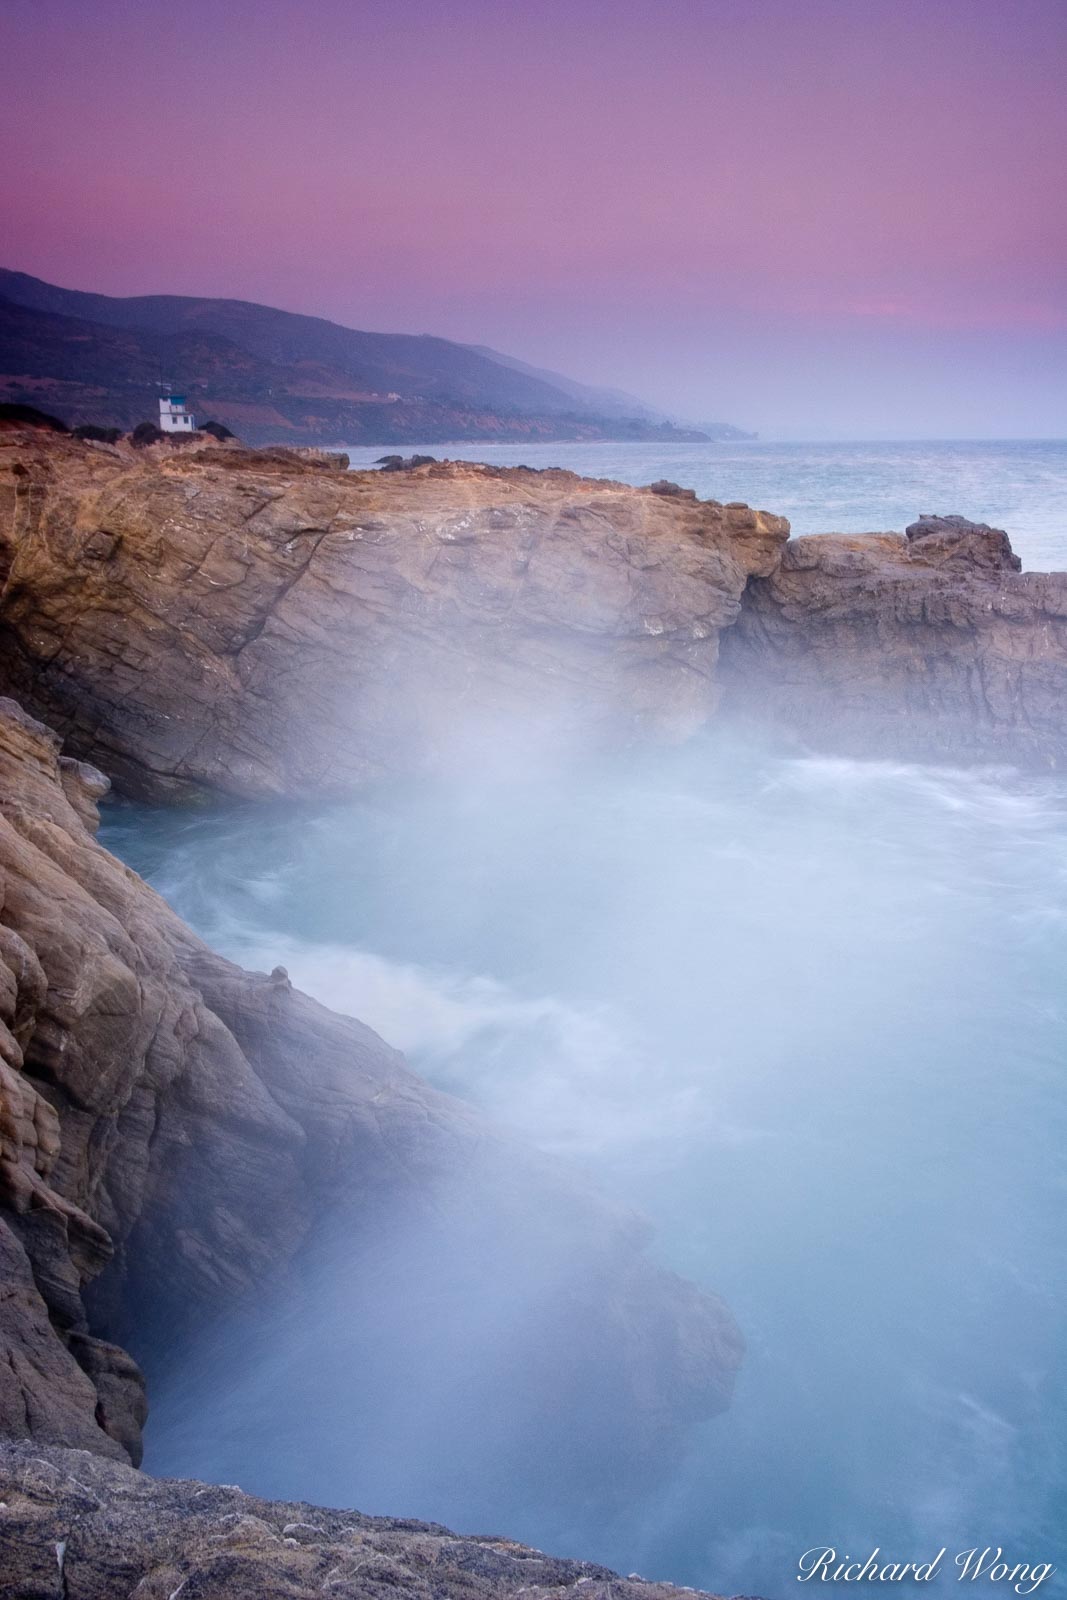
[0,269,750,447]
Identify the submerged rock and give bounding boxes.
[0,1440,722,1598]
[375,451,439,469]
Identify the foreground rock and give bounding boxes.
[720,517,1067,767]
[0,696,741,1478]
[0,429,788,799]
[0,1442,719,1600]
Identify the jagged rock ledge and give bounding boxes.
[720,514,1067,767]
[0,1440,722,1598]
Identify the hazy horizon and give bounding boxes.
[3,0,1064,438]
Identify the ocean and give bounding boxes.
[100,438,1067,1598]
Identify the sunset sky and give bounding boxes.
[2,0,1064,437]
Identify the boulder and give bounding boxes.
[904,512,1022,572]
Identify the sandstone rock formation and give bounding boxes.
[0,1441,721,1599]
[719,517,1067,767]
[0,429,788,800]
[0,694,741,1476]
[4,428,1067,795]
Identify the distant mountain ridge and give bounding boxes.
[461,342,753,440]
[0,269,749,447]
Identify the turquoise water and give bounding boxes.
[344,438,1067,571]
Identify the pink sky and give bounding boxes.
[2,0,1064,435]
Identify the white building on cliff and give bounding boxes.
[159,391,196,433]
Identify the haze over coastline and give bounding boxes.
[2,0,1064,440]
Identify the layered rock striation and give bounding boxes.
[0,430,788,799]
[4,431,1067,796]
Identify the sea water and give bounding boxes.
[98,440,1067,1597]
[343,437,1067,572]
[101,741,1067,1596]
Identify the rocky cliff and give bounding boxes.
[3,431,1066,801]
[719,514,1067,767]
[0,695,741,1481]
[0,426,763,1594]
[0,430,788,800]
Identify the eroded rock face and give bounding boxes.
[0,431,788,800]
[6,430,1067,785]
[904,513,1022,572]
[0,695,742,1477]
[719,521,1067,767]
[0,1441,720,1599]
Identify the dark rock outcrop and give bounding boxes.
[0,1441,720,1599]
[375,452,438,469]
[0,430,788,800]
[719,520,1067,767]
[0,695,741,1475]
